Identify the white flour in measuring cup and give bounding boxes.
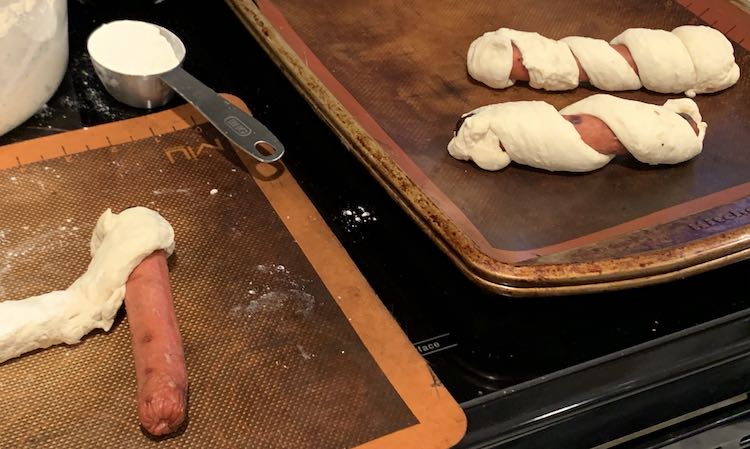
[87,20,180,75]
[0,0,68,136]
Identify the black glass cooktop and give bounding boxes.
[6,1,750,448]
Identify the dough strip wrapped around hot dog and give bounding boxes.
[468,25,740,96]
[0,207,174,365]
[448,94,707,172]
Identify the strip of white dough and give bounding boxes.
[497,28,579,90]
[447,101,612,172]
[560,36,641,91]
[560,94,706,164]
[672,25,740,97]
[467,31,515,89]
[610,28,697,93]
[0,207,175,364]
[447,107,511,171]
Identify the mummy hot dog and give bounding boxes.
[0,208,175,365]
[468,25,740,96]
[448,94,706,172]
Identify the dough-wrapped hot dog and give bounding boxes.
[468,25,740,96]
[0,208,174,365]
[448,94,706,172]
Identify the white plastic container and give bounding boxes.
[0,0,68,136]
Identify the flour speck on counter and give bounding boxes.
[35,104,53,120]
[229,263,315,319]
[256,263,289,274]
[64,57,123,121]
[296,344,315,360]
[340,205,377,232]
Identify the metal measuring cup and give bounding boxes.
[87,21,284,163]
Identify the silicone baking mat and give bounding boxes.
[0,96,465,448]
[228,0,750,295]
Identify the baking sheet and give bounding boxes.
[0,97,466,448]
[228,0,750,295]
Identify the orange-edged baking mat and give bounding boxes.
[228,0,750,296]
[0,95,465,449]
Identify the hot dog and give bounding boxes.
[124,250,187,436]
[509,43,639,85]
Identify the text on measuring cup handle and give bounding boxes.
[224,116,253,137]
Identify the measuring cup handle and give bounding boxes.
[159,67,284,163]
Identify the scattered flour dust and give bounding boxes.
[65,56,119,120]
[256,263,288,275]
[296,344,315,360]
[242,290,315,317]
[229,263,315,319]
[60,95,77,108]
[35,104,53,120]
[340,205,377,232]
[152,188,191,196]
[0,222,86,297]
[82,86,116,119]
[227,263,320,366]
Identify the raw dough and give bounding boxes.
[610,28,696,94]
[671,25,741,97]
[560,36,641,91]
[447,94,706,172]
[485,28,579,91]
[468,25,740,96]
[448,101,612,171]
[467,30,514,89]
[0,207,175,364]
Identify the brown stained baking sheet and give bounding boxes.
[228,0,750,295]
[0,97,466,449]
